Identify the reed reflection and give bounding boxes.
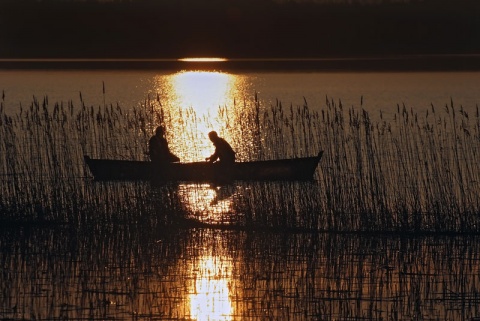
[189,255,234,321]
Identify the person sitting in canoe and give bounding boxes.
[148,125,180,164]
[205,131,236,164]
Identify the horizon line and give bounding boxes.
[1,55,479,63]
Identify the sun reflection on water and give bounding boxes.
[154,71,251,162]
[189,255,234,321]
[178,57,228,62]
[178,184,237,221]
[153,71,251,218]
[169,71,234,114]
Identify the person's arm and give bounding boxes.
[206,149,219,162]
[169,152,180,162]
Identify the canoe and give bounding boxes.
[84,151,323,182]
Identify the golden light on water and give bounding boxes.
[178,184,236,219]
[154,71,250,162]
[153,70,250,217]
[170,71,234,115]
[189,256,234,321]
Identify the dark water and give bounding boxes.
[2,223,480,320]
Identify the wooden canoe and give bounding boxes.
[84,151,323,182]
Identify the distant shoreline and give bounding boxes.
[1,55,480,72]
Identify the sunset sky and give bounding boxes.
[0,0,478,60]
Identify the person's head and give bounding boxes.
[208,131,218,142]
[155,126,165,136]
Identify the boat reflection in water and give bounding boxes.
[177,184,237,222]
[189,254,234,321]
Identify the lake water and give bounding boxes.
[2,70,480,118]
[1,67,480,320]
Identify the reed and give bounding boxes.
[0,92,479,233]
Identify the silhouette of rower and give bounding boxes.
[148,126,180,164]
[205,131,235,164]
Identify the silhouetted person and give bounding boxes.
[148,126,180,164]
[205,131,236,164]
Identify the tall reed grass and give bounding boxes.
[0,91,479,233]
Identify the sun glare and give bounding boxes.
[170,71,234,114]
[154,71,246,162]
[178,57,228,62]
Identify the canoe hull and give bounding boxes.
[84,151,323,182]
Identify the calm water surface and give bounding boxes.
[1,68,480,320]
[2,226,480,320]
[1,70,480,117]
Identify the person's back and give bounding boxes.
[148,126,180,164]
[213,136,235,163]
[206,131,235,164]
